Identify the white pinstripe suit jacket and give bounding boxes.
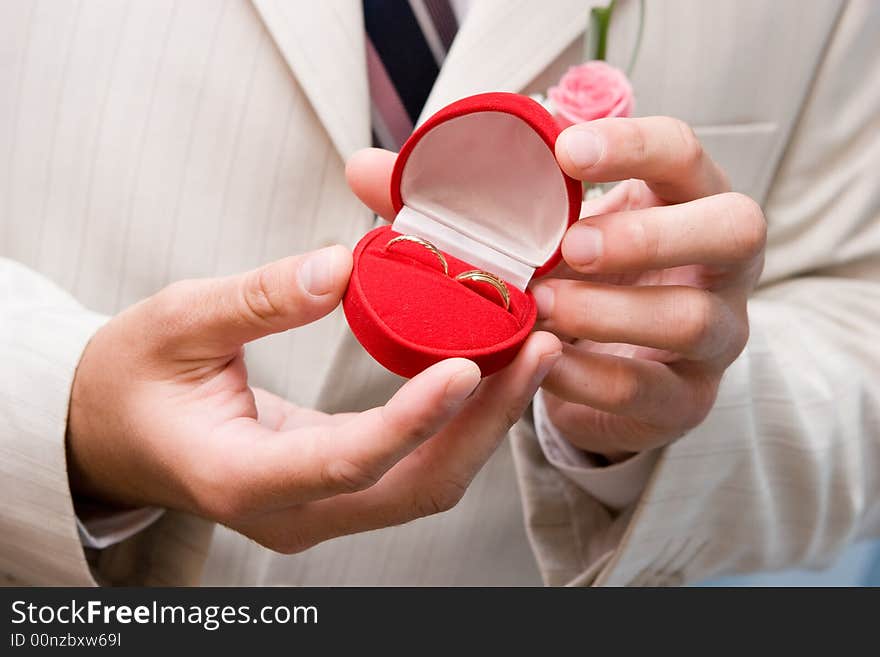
[1,0,878,586]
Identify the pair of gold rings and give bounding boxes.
[385,234,511,311]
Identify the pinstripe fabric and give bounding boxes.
[2,0,879,587]
[0,0,373,586]
[0,260,106,585]
[1,0,371,409]
[513,0,880,586]
[0,0,539,587]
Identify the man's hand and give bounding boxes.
[532,117,766,459]
[67,245,561,553]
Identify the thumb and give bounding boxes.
[150,245,352,356]
[346,148,397,221]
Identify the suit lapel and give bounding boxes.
[421,0,600,121]
[251,0,598,154]
[250,0,370,160]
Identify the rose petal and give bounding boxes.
[549,60,635,125]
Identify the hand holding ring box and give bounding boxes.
[344,92,582,378]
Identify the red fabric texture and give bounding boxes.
[344,226,535,378]
[344,92,580,378]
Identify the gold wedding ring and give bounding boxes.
[385,235,511,312]
[455,270,511,311]
[385,234,449,276]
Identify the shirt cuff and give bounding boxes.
[532,390,661,510]
[75,502,165,550]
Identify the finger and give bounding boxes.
[402,330,563,488]
[582,178,663,217]
[559,192,767,274]
[556,116,730,202]
[541,394,685,456]
[532,280,743,362]
[542,344,718,433]
[346,147,397,221]
[211,357,482,518]
[317,357,483,492]
[324,330,558,496]
[241,332,562,553]
[148,245,352,356]
[253,388,354,431]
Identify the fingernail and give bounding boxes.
[563,224,603,268]
[564,127,604,170]
[532,350,562,387]
[531,285,554,320]
[299,246,342,296]
[444,362,482,404]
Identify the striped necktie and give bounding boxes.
[363,0,460,150]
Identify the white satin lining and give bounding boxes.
[394,111,569,290]
[393,206,535,289]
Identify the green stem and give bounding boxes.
[595,0,616,60]
[585,0,617,61]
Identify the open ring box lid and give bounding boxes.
[343,92,581,378]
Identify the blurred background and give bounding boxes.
[700,540,880,586]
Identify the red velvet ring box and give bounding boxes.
[343,92,581,378]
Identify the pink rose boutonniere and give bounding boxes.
[531,0,644,195]
[548,60,634,128]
